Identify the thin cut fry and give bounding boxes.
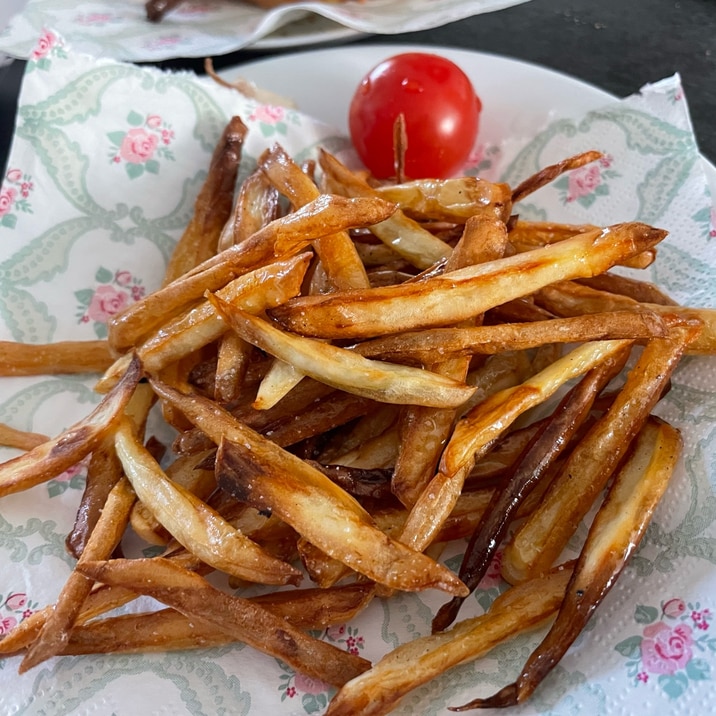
[0,355,141,497]
[457,416,682,709]
[269,222,667,339]
[207,294,476,409]
[77,557,371,687]
[0,340,114,376]
[0,423,48,451]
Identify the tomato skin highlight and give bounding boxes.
[348,52,482,180]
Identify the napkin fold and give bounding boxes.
[0,32,715,716]
[0,0,533,62]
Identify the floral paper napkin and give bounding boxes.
[0,0,532,62]
[0,33,715,716]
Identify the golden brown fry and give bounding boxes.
[269,223,667,339]
[502,322,701,584]
[432,348,627,632]
[536,280,716,354]
[19,476,136,672]
[355,310,667,363]
[215,434,467,596]
[511,150,603,204]
[0,422,48,451]
[319,149,453,269]
[373,177,512,224]
[458,416,681,709]
[576,272,679,306]
[162,116,247,285]
[135,253,310,375]
[62,584,375,655]
[77,557,371,687]
[259,144,371,291]
[0,340,114,376]
[0,355,141,498]
[108,193,395,352]
[207,295,477,409]
[325,565,574,716]
[114,418,302,586]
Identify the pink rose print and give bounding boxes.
[0,590,39,629]
[120,128,158,164]
[0,187,16,216]
[0,616,17,634]
[567,164,601,202]
[75,12,116,26]
[28,29,66,72]
[249,104,297,138]
[0,169,34,229]
[554,153,619,208]
[76,266,145,339]
[615,597,715,699]
[641,622,693,675]
[108,111,175,179]
[4,593,27,611]
[31,30,57,60]
[87,284,129,323]
[294,673,330,695]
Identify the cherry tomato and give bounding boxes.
[348,52,482,179]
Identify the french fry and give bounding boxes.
[62,584,375,655]
[19,476,136,672]
[432,347,627,632]
[114,418,302,586]
[107,192,396,352]
[0,340,114,376]
[511,150,603,203]
[207,294,477,409]
[324,565,574,716]
[0,423,48,451]
[502,322,701,584]
[319,149,453,269]
[150,378,467,595]
[457,416,682,709]
[354,310,668,363]
[77,557,371,687]
[0,355,141,497]
[161,116,247,285]
[269,222,667,339]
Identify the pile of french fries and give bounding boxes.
[0,112,714,715]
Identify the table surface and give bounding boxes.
[1,0,715,175]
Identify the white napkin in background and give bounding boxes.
[0,0,533,61]
[0,32,715,716]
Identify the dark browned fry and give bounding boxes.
[432,346,628,632]
[77,557,371,687]
[454,416,682,710]
[145,0,184,22]
[511,150,603,204]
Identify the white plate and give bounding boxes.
[232,44,716,191]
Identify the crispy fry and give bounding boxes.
[62,584,375,655]
[324,565,574,716]
[0,423,48,451]
[0,340,114,376]
[319,149,453,269]
[502,322,701,584]
[19,476,136,672]
[269,223,667,339]
[107,193,395,352]
[0,355,141,497]
[511,150,603,204]
[162,116,247,285]
[458,417,682,709]
[207,294,477,409]
[77,557,371,687]
[432,347,627,632]
[114,418,302,586]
